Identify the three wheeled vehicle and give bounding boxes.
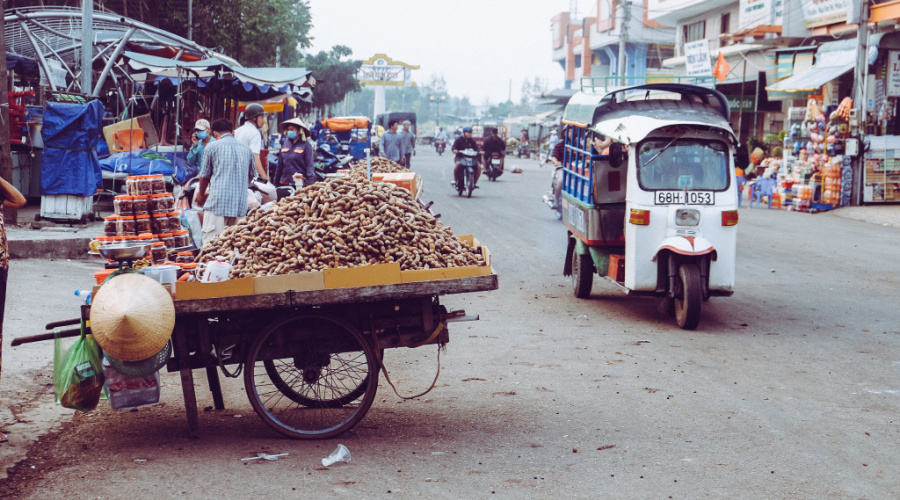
[560,82,748,329]
[314,116,372,161]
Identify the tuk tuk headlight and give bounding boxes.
[675,208,700,226]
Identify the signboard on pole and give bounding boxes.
[684,40,712,77]
[886,51,900,97]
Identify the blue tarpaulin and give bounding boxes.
[40,100,105,197]
[99,150,197,185]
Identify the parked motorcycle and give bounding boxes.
[435,138,446,156]
[485,152,504,181]
[455,148,479,198]
[314,146,353,182]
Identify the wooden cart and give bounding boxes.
[162,274,498,439]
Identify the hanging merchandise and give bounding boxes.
[53,325,106,413]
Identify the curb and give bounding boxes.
[8,237,94,260]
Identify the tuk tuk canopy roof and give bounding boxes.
[563,84,734,144]
[319,116,371,131]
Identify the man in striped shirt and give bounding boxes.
[196,119,255,246]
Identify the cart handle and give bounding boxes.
[12,327,83,346]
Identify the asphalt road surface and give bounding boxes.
[1,147,898,498]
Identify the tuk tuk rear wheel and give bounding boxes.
[674,263,702,330]
[571,247,594,298]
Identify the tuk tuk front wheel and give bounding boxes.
[571,247,594,298]
[674,263,702,330]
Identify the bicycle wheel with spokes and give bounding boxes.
[244,313,379,439]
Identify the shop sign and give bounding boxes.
[727,95,757,112]
[886,51,900,97]
[738,0,782,31]
[684,40,712,77]
[802,0,851,29]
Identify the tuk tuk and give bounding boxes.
[315,116,371,161]
[560,82,747,329]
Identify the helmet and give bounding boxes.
[462,126,473,133]
[244,103,266,121]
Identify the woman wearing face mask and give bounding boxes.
[273,118,315,188]
[186,119,215,168]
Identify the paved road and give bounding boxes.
[1,148,898,498]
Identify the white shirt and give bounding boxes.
[234,121,262,155]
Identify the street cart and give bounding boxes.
[560,80,748,329]
[16,251,497,440]
[165,273,497,439]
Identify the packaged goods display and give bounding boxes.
[114,195,133,215]
[104,215,119,236]
[173,230,190,248]
[150,242,167,263]
[196,177,486,278]
[118,215,136,236]
[135,214,152,234]
[132,196,149,216]
[160,233,175,249]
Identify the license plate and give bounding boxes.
[654,191,715,205]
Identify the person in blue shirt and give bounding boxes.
[186,119,215,168]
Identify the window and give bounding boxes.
[638,138,730,191]
[575,54,582,68]
[683,20,706,43]
[720,13,730,35]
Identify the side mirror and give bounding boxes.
[608,142,626,168]
[734,144,750,169]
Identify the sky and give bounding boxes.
[305,0,574,105]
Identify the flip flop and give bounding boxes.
[0,431,8,443]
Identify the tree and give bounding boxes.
[195,0,312,67]
[303,45,362,117]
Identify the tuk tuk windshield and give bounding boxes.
[637,138,730,191]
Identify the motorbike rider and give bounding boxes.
[434,127,448,152]
[481,128,506,173]
[273,118,315,188]
[234,102,270,182]
[451,126,481,188]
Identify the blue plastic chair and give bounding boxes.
[736,175,747,207]
[750,177,777,208]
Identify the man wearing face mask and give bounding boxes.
[273,118,315,188]
[186,119,215,168]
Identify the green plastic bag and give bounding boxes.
[53,324,105,412]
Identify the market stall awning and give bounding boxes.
[766,34,883,93]
[122,51,312,87]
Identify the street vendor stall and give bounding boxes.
[15,161,498,439]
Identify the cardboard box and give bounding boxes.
[608,254,625,282]
[174,277,254,300]
[379,172,420,196]
[323,262,402,289]
[102,114,159,151]
[253,271,325,294]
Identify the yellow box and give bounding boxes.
[253,271,325,294]
[323,262,402,289]
[174,277,255,301]
[379,172,419,196]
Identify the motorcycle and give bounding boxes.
[485,152,504,181]
[455,148,479,198]
[314,145,353,182]
[435,138,446,155]
[541,157,563,220]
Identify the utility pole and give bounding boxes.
[851,0,869,206]
[617,0,630,84]
[0,4,14,224]
[82,0,93,94]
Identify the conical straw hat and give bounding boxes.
[90,273,175,362]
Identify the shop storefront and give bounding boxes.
[861,32,900,203]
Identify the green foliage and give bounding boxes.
[194,0,312,67]
[747,136,767,155]
[304,46,362,115]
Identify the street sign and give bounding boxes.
[684,40,712,77]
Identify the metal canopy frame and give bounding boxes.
[4,6,230,96]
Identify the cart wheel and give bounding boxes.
[571,246,594,298]
[674,263,702,330]
[244,313,379,439]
